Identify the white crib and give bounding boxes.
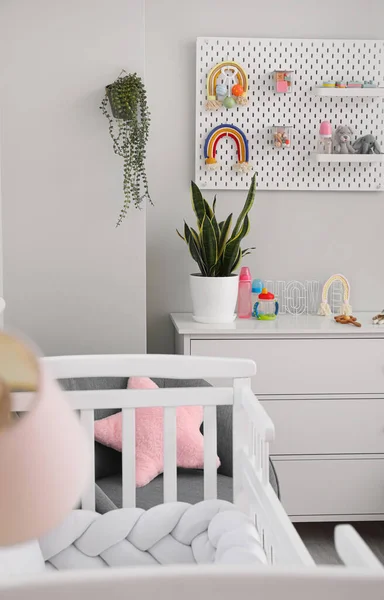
[3,354,384,599]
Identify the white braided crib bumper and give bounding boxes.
[39,500,267,570]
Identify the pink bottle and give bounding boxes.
[237,267,252,318]
[318,121,333,154]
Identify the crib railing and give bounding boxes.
[233,378,314,566]
[11,354,313,566]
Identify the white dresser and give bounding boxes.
[171,312,384,522]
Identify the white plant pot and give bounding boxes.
[189,273,239,324]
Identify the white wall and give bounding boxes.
[0,0,146,355]
[146,0,384,353]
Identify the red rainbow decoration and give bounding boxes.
[204,124,252,173]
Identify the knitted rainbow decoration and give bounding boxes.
[204,124,252,173]
[318,274,352,316]
[206,61,249,110]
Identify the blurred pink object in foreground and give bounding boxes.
[0,332,90,546]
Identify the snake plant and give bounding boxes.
[177,175,256,277]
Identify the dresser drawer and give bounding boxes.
[190,338,384,395]
[273,458,384,517]
[262,398,384,455]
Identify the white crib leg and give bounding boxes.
[335,525,384,570]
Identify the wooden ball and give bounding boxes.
[223,96,236,109]
[232,84,244,97]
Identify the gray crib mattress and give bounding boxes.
[96,464,279,511]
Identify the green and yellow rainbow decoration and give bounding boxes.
[204,124,252,173]
[318,273,352,316]
[206,61,249,110]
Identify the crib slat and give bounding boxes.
[203,406,217,500]
[122,408,136,508]
[80,410,95,511]
[255,433,262,472]
[262,441,270,485]
[163,407,177,502]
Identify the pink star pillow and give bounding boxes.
[94,377,220,487]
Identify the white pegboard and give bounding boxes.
[195,37,384,191]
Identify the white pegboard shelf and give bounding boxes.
[313,153,384,163]
[196,37,384,191]
[314,87,384,97]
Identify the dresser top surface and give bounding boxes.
[170,313,384,337]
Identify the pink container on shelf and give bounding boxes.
[237,267,253,319]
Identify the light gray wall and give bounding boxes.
[0,0,146,355]
[146,0,384,353]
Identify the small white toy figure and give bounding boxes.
[372,310,384,325]
[334,125,356,154]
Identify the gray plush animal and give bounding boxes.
[353,134,381,154]
[334,125,356,154]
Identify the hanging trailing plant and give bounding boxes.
[100,71,152,226]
